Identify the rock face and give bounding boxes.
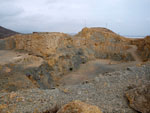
[0,27,149,113]
[126,83,150,113]
[0,28,135,90]
[74,27,134,61]
[131,36,150,61]
[0,52,43,92]
[57,100,102,113]
[0,32,88,89]
[0,26,18,39]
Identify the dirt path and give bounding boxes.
[127,45,142,62]
[59,45,142,86]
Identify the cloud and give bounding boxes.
[0,0,149,36]
[0,0,24,23]
[1,2,23,15]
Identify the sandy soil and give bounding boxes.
[0,50,43,68]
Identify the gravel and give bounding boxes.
[0,64,150,113]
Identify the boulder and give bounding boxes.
[126,83,150,113]
[57,100,102,113]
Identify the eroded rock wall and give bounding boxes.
[73,28,134,61]
[131,36,150,61]
[0,28,135,89]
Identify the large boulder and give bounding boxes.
[126,83,150,113]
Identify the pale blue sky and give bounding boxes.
[0,0,149,36]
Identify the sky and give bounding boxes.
[0,0,150,36]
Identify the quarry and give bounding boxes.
[0,26,150,113]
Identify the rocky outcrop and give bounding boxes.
[0,28,135,90]
[3,33,73,55]
[1,28,134,62]
[73,27,134,61]
[0,27,149,113]
[0,33,89,89]
[0,33,87,75]
[126,82,150,113]
[131,36,150,61]
[57,100,102,113]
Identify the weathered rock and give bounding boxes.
[131,36,150,61]
[2,28,134,63]
[126,82,150,113]
[25,63,55,89]
[0,28,137,91]
[57,100,102,113]
[74,27,134,61]
[0,40,6,49]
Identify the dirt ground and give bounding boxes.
[59,45,143,85]
[0,45,143,88]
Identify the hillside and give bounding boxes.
[0,26,18,39]
[0,27,149,113]
[0,27,141,90]
[0,28,137,89]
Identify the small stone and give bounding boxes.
[77,91,82,95]
[94,77,100,82]
[9,92,17,99]
[0,104,7,109]
[4,67,11,73]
